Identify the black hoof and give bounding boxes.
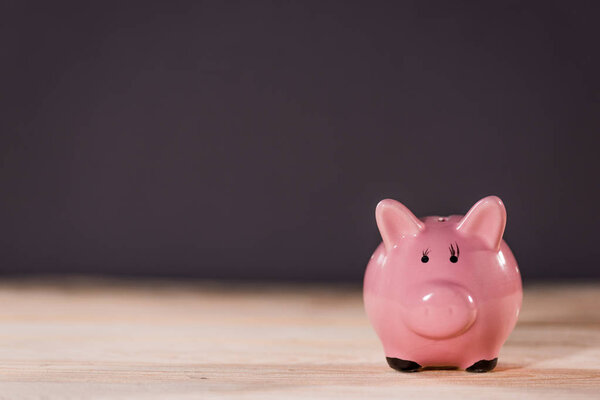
[466,358,498,373]
[386,357,421,372]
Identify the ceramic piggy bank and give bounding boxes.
[363,196,522,372]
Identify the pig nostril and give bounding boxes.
[438,217,447,222]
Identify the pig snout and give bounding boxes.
[402,283,477,339]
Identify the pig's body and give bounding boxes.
[364,199,522,371]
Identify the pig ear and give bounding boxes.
[376,199,425,252]
[456,196,506,251]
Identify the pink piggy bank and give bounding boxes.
[364,196,522,372]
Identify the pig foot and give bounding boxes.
[386,357,421,372]
[466,358,498,372]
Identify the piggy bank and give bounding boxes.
[363,196,522,372]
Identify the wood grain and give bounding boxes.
[0,278,598,399]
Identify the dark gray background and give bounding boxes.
[1,1,599,282]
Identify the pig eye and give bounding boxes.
[421,249,430,263]
[449,242,460,263]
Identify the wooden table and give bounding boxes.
[0,278,598,399]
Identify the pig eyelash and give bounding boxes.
[422,249,430,256]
